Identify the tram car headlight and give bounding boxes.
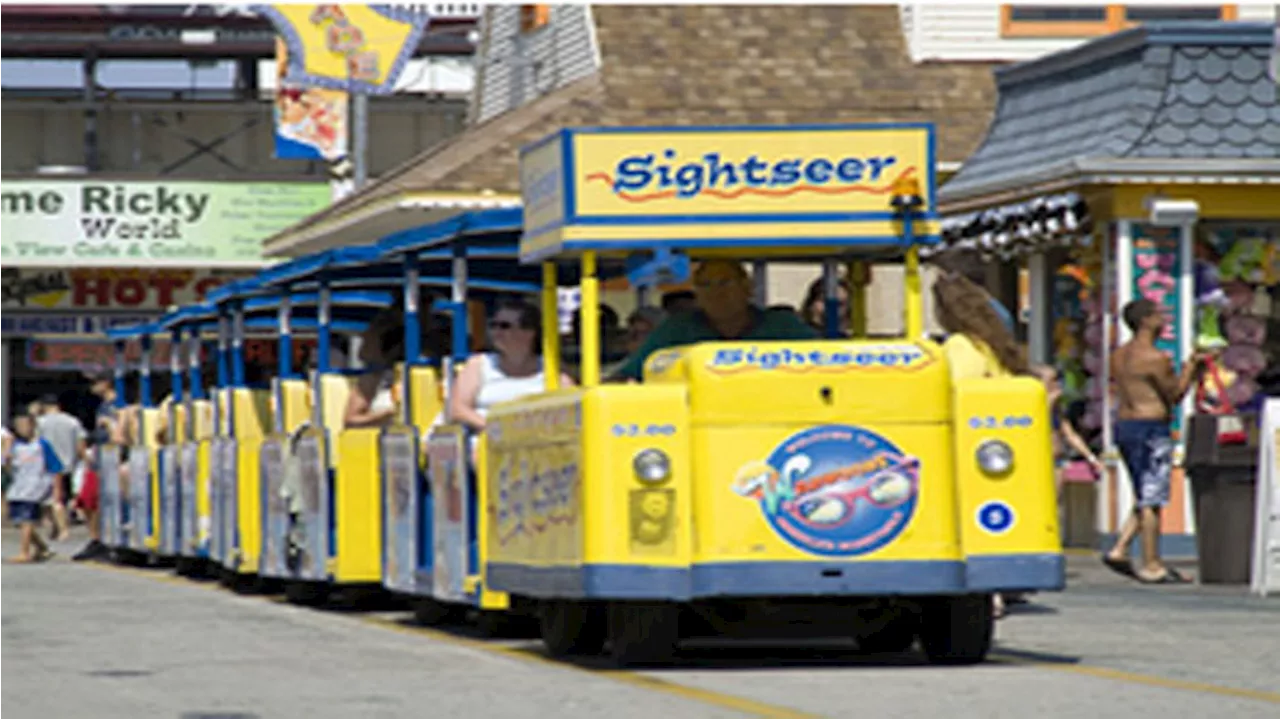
[976,440,1015,476]
[633,449,672,484]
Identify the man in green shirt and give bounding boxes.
[613,259,817,381]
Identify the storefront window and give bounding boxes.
[1050,236,1108,443]
[1001,5,1237,38]
[519,4,550,33]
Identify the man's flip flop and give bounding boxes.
[1138,569,1192,584]
[1102,556,1136,578]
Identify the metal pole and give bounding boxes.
[1028,252,1050,366]
[403,255,420,426]
[353,93,369,189]
[752,260,768,306]
[1,339,10,426]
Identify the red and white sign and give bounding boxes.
[1,267,249,311]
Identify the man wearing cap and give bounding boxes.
[35,394,87,541]
[613,260,817,381]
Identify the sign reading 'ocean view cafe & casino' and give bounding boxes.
[1,180,332,267]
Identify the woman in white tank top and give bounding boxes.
[450,298,573,444]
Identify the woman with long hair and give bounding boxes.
[932,271,1029,380]
[932,271,1030,619]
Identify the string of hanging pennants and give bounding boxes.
[932,192,1093,261]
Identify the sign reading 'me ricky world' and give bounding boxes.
[1,181,332,268]
[517,124,938,262]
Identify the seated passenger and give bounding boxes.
[661,290,696,315]
[345,292,450,429]
[801,275,852,337]
[932,271,1029,619]
[613,260,817,381]
[932,271,1029,382]
[625,307,666,354]
[449,298,574,458]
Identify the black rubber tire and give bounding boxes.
[412,599,460,626]
[174,558,207,579]
[539,601,607,657]
[475,610,539,639]
[856,618,919,654]
[607,602,680,667]
[918,594,994,665]
[284,581,329,607]
[229,574,265,595]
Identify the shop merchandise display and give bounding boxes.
[1052,240,1108,446]
[1196,227,1280,413]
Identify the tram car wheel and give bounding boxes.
[538,601,607,657]
[411,599,460,627]
[174,558,209,579]
[284,581,329,607]
[918,594,994,665]
[607,602,681,667]
[474,610,539,639]
[854,604,920,654]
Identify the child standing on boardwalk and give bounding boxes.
[4,413,65,563]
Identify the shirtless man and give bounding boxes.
[1103,299,1207,583]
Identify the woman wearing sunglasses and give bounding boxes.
[449,298,574,459]
[344,291,451,429]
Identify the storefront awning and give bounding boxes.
[935,191,1091,260]
[260,192,521,259]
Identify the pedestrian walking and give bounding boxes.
[35,394,87,541]
[4,413,64,563]
[1103,299,1208,583]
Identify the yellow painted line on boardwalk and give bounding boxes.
[361,615,823,719]
[992,651,1280,706]
[84,561,818,718]
[83,560,1279,711]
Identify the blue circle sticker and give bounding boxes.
[977,500,1015,534]
[731,425,920,557]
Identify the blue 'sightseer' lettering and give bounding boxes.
[711,346,926,371]
[612,151,900,199]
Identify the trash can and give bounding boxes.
[1185,413,1260,585]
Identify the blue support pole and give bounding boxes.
[402,254,420,426]
[822,259,841,339]
[187,325,204,401]
[317,275,331,374]
[216,311,230,390]
[451,243,469,366]
[278,290,293,380]
[231,300,245,388]
[169,328,184,403]
[139,334,154,409]
[114,340,127,409]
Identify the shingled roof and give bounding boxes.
[266,5,1001,257]
[940,21,1280,209]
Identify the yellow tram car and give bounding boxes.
[479,123,1065,666]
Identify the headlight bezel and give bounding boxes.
[632,448,672,484]
[975,439,1015,477]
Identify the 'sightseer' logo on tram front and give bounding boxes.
[586,149,915,203]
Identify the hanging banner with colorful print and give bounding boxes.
[1129,223,1184,365]
[274,38,349,161]
[252,4,430,94]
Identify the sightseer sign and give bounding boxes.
[517,124,938,262]
[0,181,332,267]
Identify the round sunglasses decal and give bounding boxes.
[732,425,920,557]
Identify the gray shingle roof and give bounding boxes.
[941,22,1279,204]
